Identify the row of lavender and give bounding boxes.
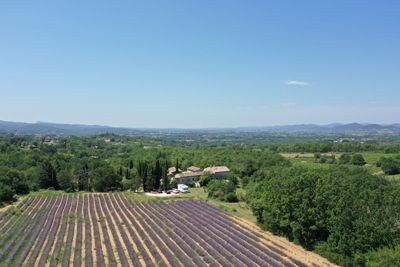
[0,195,70,266]
[0,194,308,266]
[117,194,307,267]
[0,194,174,267]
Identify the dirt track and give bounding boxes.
[231,216,338,267]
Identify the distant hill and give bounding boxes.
[235,123,400,134]
[0,120,400,136]
[0,120,124,136]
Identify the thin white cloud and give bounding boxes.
[285,80,309,86]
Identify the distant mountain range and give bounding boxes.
[0,120,138,136]
[235,123,400,134]
[1,120,400,136]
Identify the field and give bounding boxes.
[135,188,257,224]
[0,193,336,267]
[280,152,398,164]
[281,152,399,175]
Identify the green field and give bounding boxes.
[361,152,398,164]
[286,152,399,176]
[385,174,400,182]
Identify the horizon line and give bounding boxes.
[1,119,400,130]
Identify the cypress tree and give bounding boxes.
[175,159,179,173]
[162,160,169,191]
[138,161,148,191]
[154,159,161,189]
[146,166,155,191]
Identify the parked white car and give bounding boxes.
[177,184,189,193]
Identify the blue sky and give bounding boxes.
[0,1,399,128]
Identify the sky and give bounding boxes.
[0,1,399,128]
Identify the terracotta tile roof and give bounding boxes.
[204,166,230,174]
[187,166,202,172]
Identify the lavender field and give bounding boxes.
[0,194,333,267]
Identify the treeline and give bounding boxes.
[137,156,172,192]
[314,153,366,166]
[0,134,290,203]
[245,165,400,266]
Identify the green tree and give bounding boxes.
[339,153,352,164]
[175,159,180,173]
[75,163,89,191]
[170,178,178,189]
[121,178,134,190]
[58,169,77,192]
[207,180,237,202]
[89,164,121,192]
[199,173,214,187]
[245,166,400,266]
[0,169,29,195]
[0,184,14,202]
[38,160,58,189]
[154,159,162,189]
[131,174,142,192]
[351,154,366,166]
[365,246,400,267]
[378,157,400,175]
[146,166,156,191]
[161,162,169,191]
[138,160,149,191]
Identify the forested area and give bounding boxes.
[245,166,400,266]
[0,134,287,202]
[1,133,400,266]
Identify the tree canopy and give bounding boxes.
[245,165,400,266]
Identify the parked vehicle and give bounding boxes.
[177,184,189,193]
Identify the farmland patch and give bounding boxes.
[0,194,336,266]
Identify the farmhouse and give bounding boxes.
[171,165,230,185]
[203,166,230,179]
[174,171,203,184]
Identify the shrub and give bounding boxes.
[207,180,237,202]
[365,246,400,267]
[378,157,400,175]
[199,173,214,187]
[0,184,15,202]
[339,153,352,164]
[121,178,134,190]
[224,192,238,203]
[351,154,366,166]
